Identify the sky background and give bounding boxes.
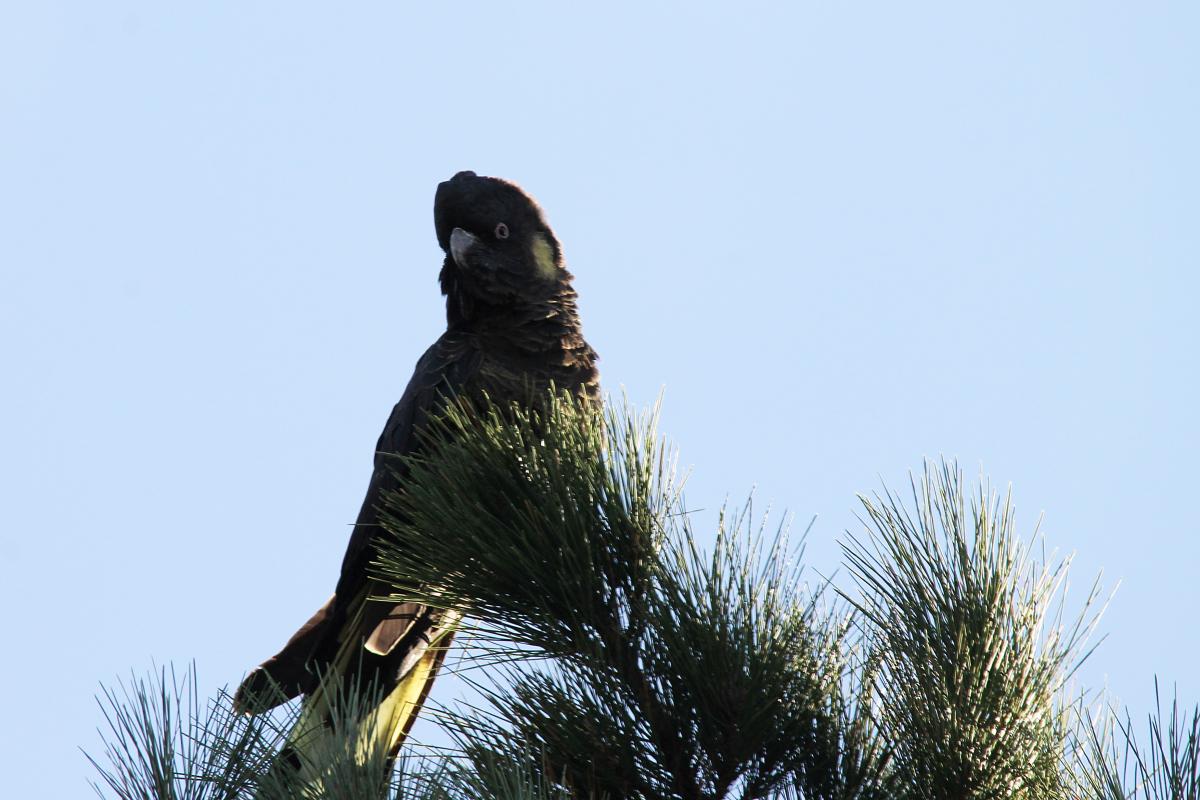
[2,2,1197,796]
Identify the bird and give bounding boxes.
[234,171,600,783]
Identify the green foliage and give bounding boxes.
[85,665,441,800]
[841,461,1104,799]
[375,393,873,799]
[86,393,1197,800]
[87,664,283,800]
[1073,683,1200,800]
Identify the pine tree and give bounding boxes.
[88,393,1199,799]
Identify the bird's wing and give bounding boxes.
[363,601,423,656]
[234,595,334,713]
[333,334,477,615]
[235,334,477,711]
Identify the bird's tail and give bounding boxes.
[256,610,458,797]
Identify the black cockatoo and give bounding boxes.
[235,171,600,776]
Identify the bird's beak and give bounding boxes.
[449,227,479,269]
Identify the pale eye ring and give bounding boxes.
[494,222,510,240]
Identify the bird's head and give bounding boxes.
[434,171,570,322]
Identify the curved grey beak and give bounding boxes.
[449,227,479,269]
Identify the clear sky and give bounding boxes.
[2,3,1197,797]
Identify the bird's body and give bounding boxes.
[235,171,599,779]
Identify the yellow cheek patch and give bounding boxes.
[531,235,558,279]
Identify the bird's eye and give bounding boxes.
[494,222,510,240]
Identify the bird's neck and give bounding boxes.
[449,291,585,354]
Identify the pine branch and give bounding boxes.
[1073,682,1200,799]
[373,392,879,799]
[840,460,1106,800]
[88,395,1174,800]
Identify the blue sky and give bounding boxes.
[2,2,1197,796]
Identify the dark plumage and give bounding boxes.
[235,171,599,767]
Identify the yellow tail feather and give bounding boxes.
[274,611,459,794]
